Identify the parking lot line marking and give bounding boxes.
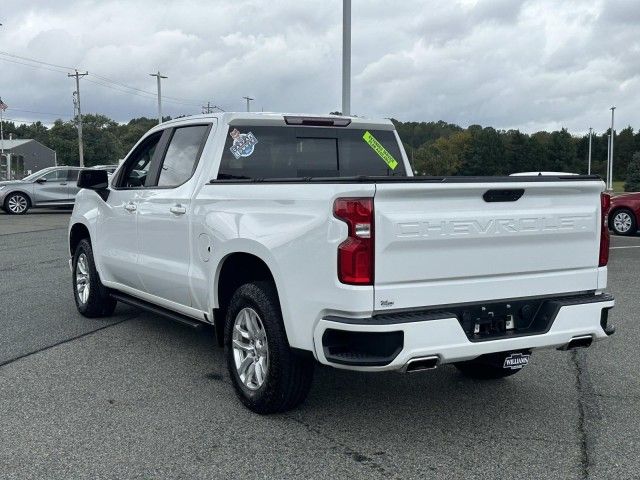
[610,246,640,250]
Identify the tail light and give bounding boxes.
[599,192,611,267]
[334,197,374,285]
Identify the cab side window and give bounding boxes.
[118,132,162,188]
[156,125,208,187]
[67,169,80,182]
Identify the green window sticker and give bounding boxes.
[362,131,398,170]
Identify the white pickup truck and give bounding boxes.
[69,113,615,413]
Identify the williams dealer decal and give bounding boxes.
[229,128,258,159]
[503,353,530,370]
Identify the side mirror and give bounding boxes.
[35,178,47,184]
[77,169,109,199]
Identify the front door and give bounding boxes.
[97,131,164,290]
[33,168,71,204]
[136,123,213,306]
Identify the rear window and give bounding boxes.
[217,126,405,179]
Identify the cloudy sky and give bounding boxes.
[0,0,638,133]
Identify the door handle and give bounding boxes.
[170,204,187,215]
[124,202,137,212]
[61,182,67,186]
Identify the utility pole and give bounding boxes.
[68,70,88,167]
[242,96,254,112]
[202,101,215,114]
[342,0,351,116]
[587,127,593,175]
[149,71,168,124]
[609,106,616,190]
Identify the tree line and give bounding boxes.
[2,114,640,190]
[392,119,640,190]
[2,114,159,167]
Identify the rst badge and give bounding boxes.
[503,352,530,370]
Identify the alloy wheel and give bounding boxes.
[76,253,91,304]
[7,195,28,214]
[232,307,269,390]
[613,211,633,233]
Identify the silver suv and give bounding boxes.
[0,166,84,215]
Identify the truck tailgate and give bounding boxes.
[373,180,604,311]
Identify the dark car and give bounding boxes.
[609,192,640,235]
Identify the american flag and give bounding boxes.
[0,98,7,111]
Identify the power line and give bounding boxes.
[0,50,73,70]
[0,49,215,116]
[7,108,72,118]
[91,72,201,105]
[0,56,68,74]
[0,51,204,106]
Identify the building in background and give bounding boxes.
[0,139,57,180]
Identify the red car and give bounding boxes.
[609,192,640,235]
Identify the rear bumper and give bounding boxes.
[313,293,615,371]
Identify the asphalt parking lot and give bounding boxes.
[1,210,639,479]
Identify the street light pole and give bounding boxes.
[150,71,168,124]
[242,96,254,112]
[342,0,351,116]
[587,127,592,175]
[609,106,616,190]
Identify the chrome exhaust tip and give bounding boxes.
[559,335,593,351]
[404,355,439,373]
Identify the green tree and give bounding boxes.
[460,126,506,175]
[547,128,576,172]
[614,126,635,180]
[414,130,471,176]
[47,119,78,166]
[504,130,540,173]
[624,152,640,192]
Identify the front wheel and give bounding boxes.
[5,192,30,215]
[72,239,117,317]
[611,209,637,236]
[224,281,314,414]
[454,350,531,379]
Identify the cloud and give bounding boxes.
[0,0,637,134]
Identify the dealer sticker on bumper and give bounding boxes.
[503,353,530,370]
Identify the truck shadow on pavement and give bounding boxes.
[116,307,580,468]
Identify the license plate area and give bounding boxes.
[453,297,561,341]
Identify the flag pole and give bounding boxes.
[0,100,4,180]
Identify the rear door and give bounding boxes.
[373,180,604,311]
[136,123,213,306]
[66,169,81,201]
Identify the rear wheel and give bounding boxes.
[5,192,30,215]
[454,350,531,379]
[611,208,637,236]
[72,239,117,317]
[224,281,314,414]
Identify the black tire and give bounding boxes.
[224,281,314,414]
[72,239,117,317]
[610,208,637,236]
[454,350,531,379]
[4,192,30,215]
